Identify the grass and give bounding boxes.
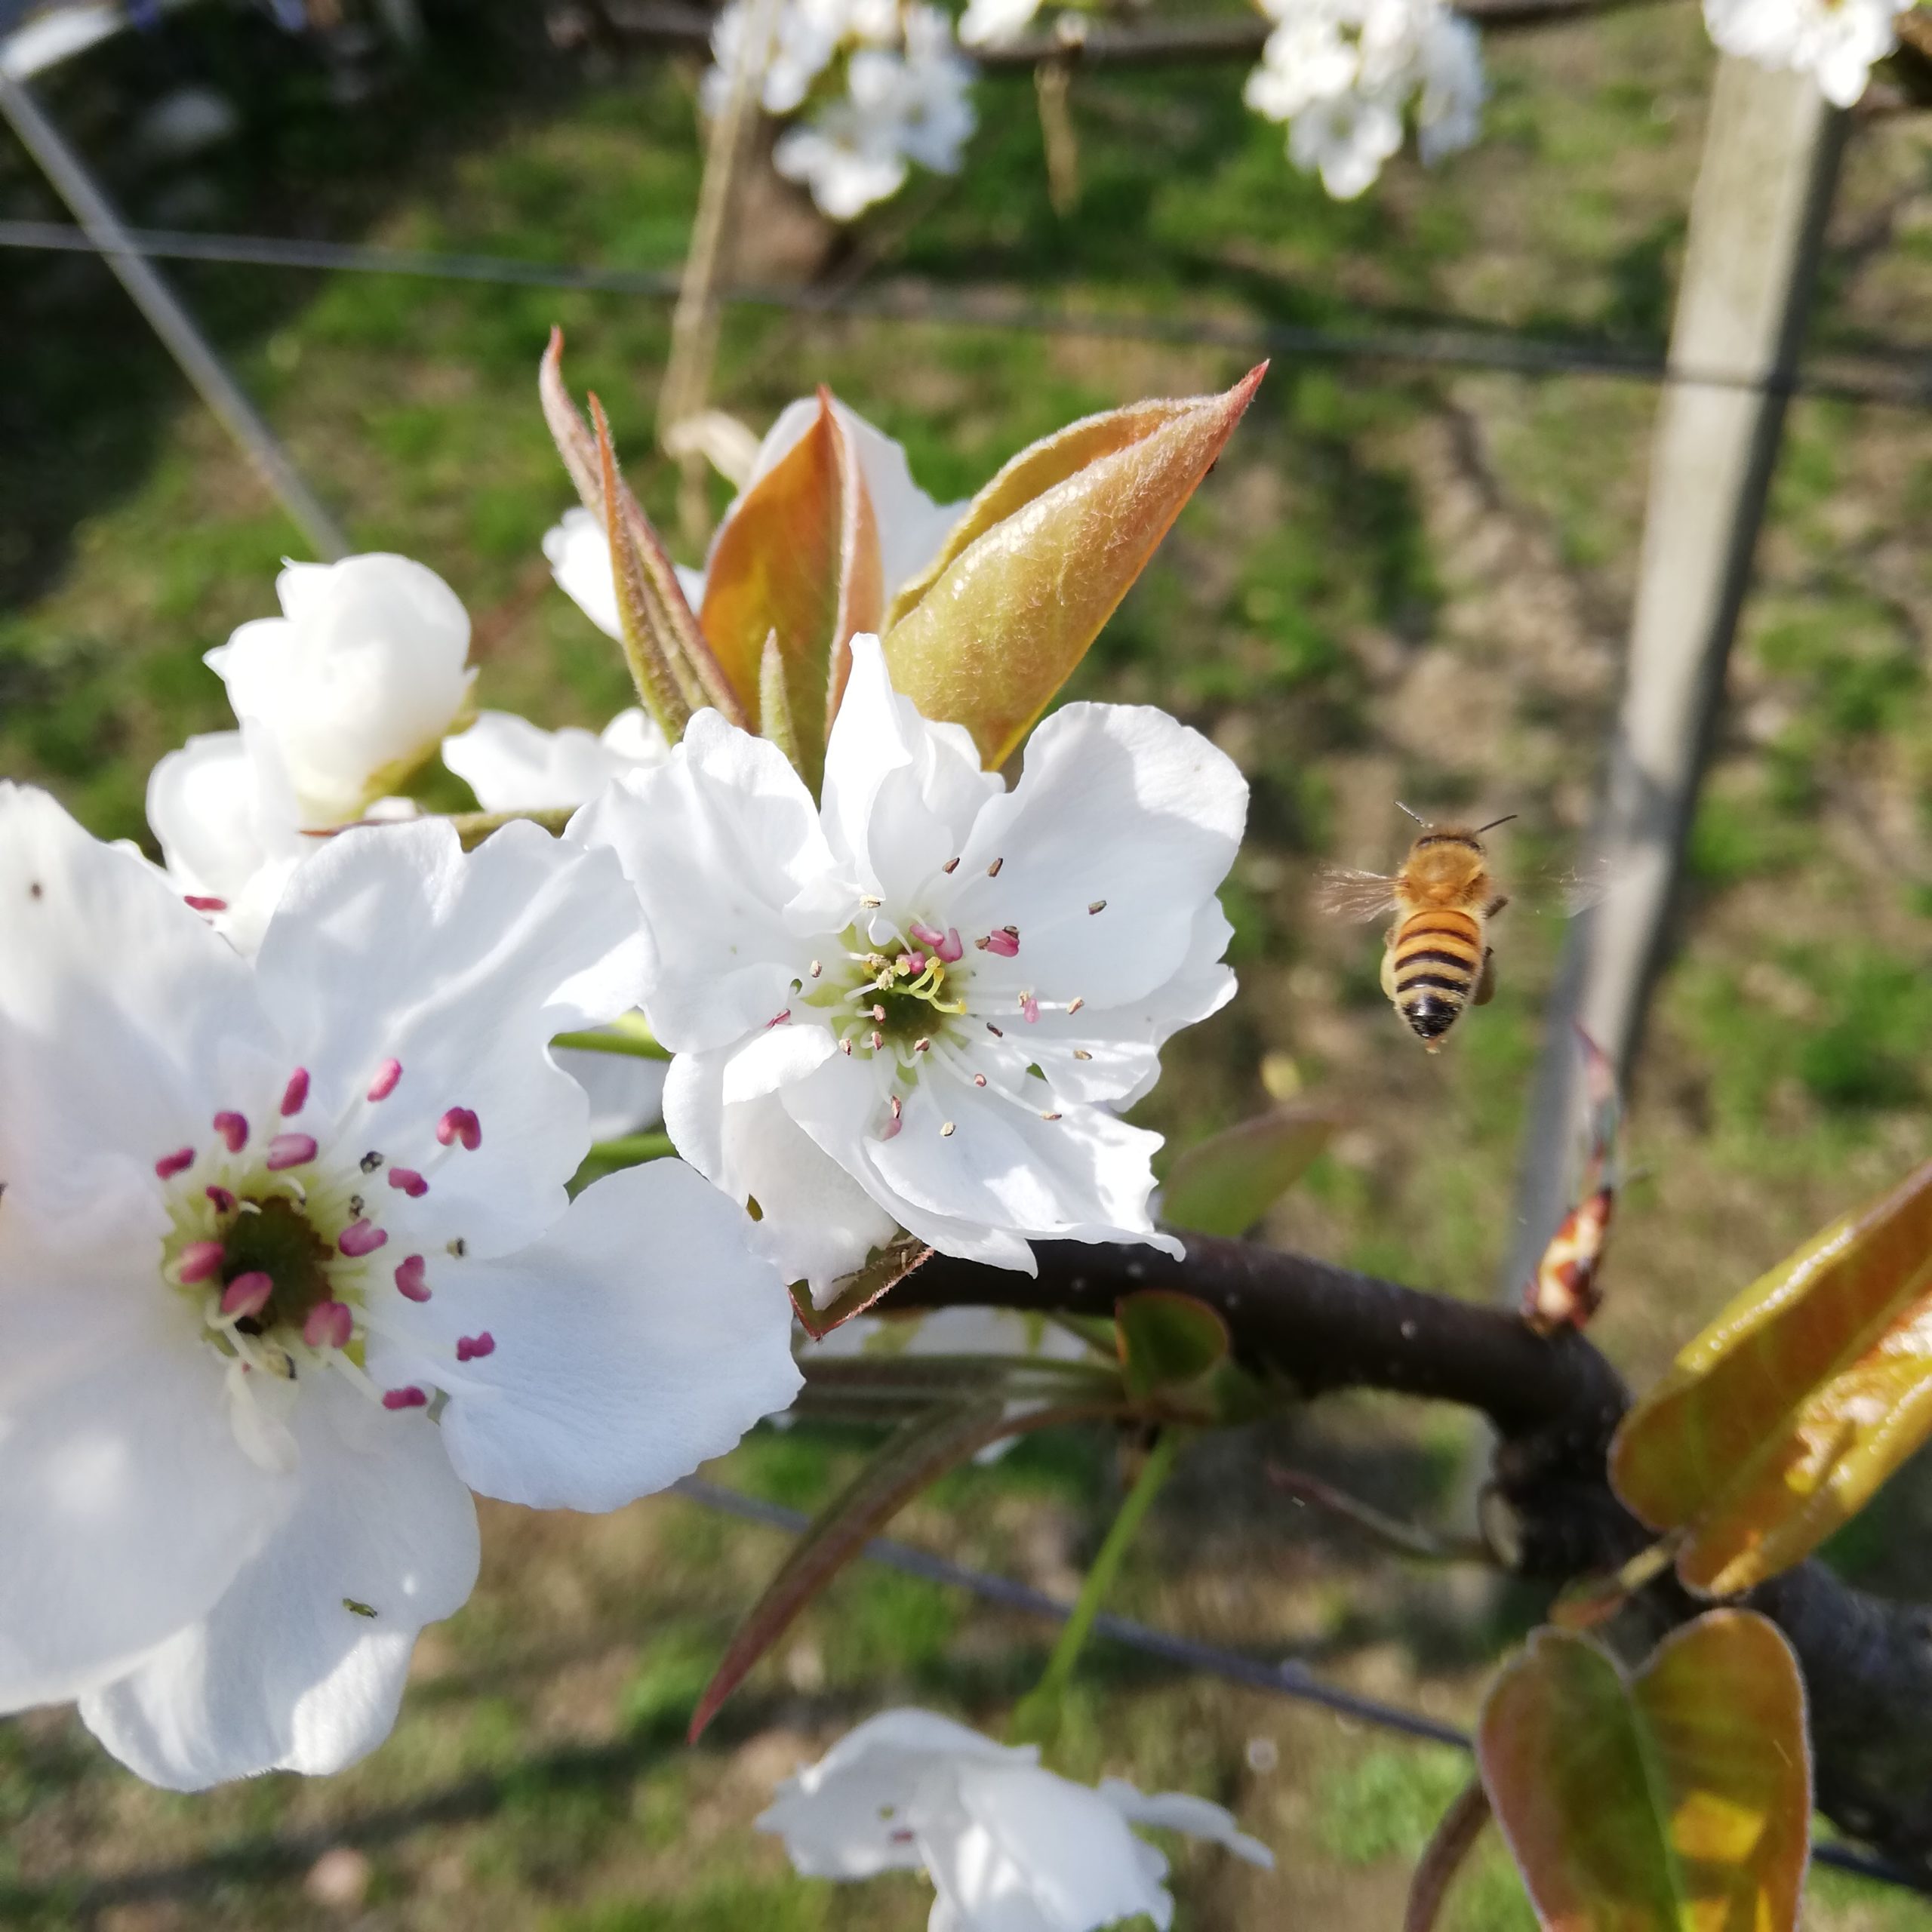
[6,0,1932,1923]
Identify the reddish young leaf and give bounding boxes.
[1524,1029,1623,1337]
[687,1392,1124,1741]
[881,368,1264,768]
[699,393,883,789]
[1479,1613,1810,1932]
[1160,1103,1340,1238]
[1611,1157,1932,1595]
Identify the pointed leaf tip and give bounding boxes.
[881,369,1263,767]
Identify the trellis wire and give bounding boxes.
[3,218,1930,408]
[670,1475,1924,1894]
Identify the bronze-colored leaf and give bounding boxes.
[700,392,883,790]
[1478,1612,1810,1932]
[881,366,1263,767]
[1610,1158,1932,1595]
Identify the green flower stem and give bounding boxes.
[586,1132,676,1165]
[552,1023,672,1060]
[1010,1429,1182,1746]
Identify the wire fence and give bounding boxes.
[5,217,1932,408]
[669,1476,1927,1896]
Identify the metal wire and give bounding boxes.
[670,1475,1930,1894]
[4,218,1931,408]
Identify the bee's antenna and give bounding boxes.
[1395,801,1429,826]
[1475,814,1519,835]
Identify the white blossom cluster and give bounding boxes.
[0,389,1256,1863]
[704,0,976,219]
[1702,0,1900,106]
[1243,0,1485,199]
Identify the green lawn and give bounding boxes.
[5,1,1932,1923]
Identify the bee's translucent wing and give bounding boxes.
[1506,858,1615,918]
[1315,866,1401,923]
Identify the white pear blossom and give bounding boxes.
[774,5,976,219]
[1702,0,1897,106]
[545,396,962,641]
[758,1708,1272,1930]
[577,633,1245,1301]
[443,708,669,814]
[958,0,1043,48]
[205,553,477,827]
[0,786,799,1789]
[1243,0,1484,199]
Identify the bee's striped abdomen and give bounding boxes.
[1389,908,1484,1047]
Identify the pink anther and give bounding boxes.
[983,928,1020,958]
[303,1300,353,1350]
[221,1272,273,1320]
[337,1219,388,1258]
[909,920,946,951]
[266,1132,318,1171]
[367,1058,403,1102]
[454,1331,496,1363]
[935,928,964,964]
[436,1107,481,1151]
[212,1111,248,1152]
[177,1241,226,1284]
[206,1185,237,1213]
[387,1167,428,1198]
[280,1068,310,1116]
[1020,994,1041,1024]
[393,1255,431,1303]
[382,1385,429,1411]
[155,1146,195,1180]
[183,895,228,913]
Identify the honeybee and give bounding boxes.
[1318,806,1522,1052]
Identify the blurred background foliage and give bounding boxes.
[4,0,1932,1921]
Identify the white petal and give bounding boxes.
[207,554,475,826]
[0,1228,286,1712]
[822,634,1000,909]
[1098,1780,1275,1868]
[574,713,838,1052]
[721,1023,838,1106]
[942,704,1245,1011]
[0,783,280,1223]
[253,817,648,1257]
[443,711,630,814]
[78,1371,478,1789]
[758,1709,1029,1879]
[146,725,303,904]
[557,1042,667,1139]
[370,1161,799,1512]
[541,506,623,640]
[925,1761,1174,1932]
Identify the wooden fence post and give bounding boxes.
[1501,55,1848,1297]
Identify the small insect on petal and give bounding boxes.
[212,1111,248,1152]
[280,1068,310,1116]
[394,1254,431,1302]
[367,1058,403,1102]
[177,1241,226,1284]
[436,1107,482,1151]
[337,1218,389,1259]
[303,1300,354,1350]
[266,1132,318,1171]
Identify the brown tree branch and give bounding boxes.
[880,1235,1932,1882]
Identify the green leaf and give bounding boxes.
[1116,1289,1229,1400]
[700,392,883,792]
[1478,1613,1810,1932]
[881,367,1264,768]
[1160,1104,1340,1238]
[1610,1157,1932,1595]
[687,1389,1121,1742]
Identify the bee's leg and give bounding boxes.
[1380,939,1399,1004]
[1473,947,1498,1007]
[1485,894,1510,918]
